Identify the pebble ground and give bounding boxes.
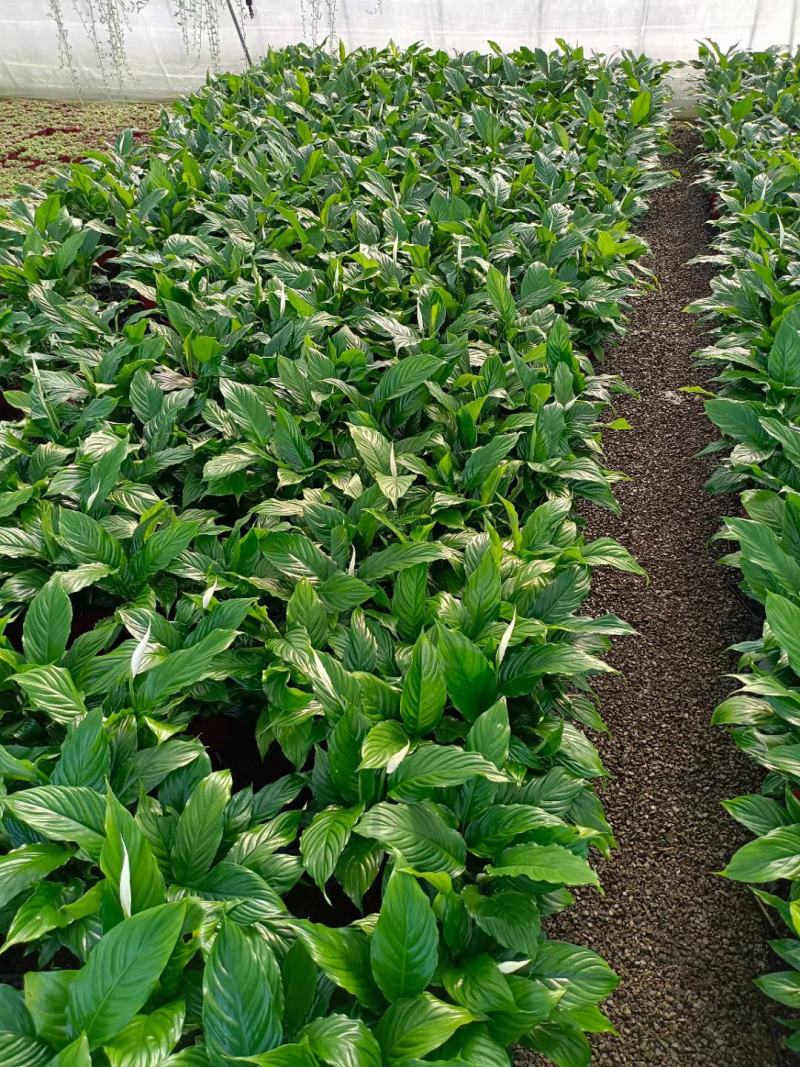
[520,125,780,1066]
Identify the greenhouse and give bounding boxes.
[0,3,800,1066]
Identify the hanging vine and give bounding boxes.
[45,0,254,91]
[172,0,234,73]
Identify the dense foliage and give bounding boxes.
[691,42,800,1051]
[0,43,670,1066]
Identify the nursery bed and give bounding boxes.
[0,97,159,196]
[0,49,792,1065]
[0,47,678,1067]
[521,125,780,1066]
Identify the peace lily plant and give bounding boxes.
[0,41,671,1065]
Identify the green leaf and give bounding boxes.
[464,886,541,956]
[298,1014,382,1067]
[293,921,383,1011]
[0,984,52,1067]
[237,1044,317,1066]
[766,592,800,676]
[129,368,163,422]
[372,355,442,404]
[131,522,199,585]
[114,739,204,804]
[630,89,651,125]
[57,510,124,570]
[83,437,129,514]
[12,665,87,724]
[575,537,646,577]
[4,786,105,857]
[526,1024,591,1067]
[3,881,66,952]
[389,744,505,801]
[461,435,518,492]
[360,721,410,772]
[203,919,283,1063]
[721,794,788,836]
[327,706,368,805]
[728,519,800,590]
[336,837,384,910]
[189,862,286,924]
[486,266,516,329]
[67,903,186,1048]
[204,448,256,479]
[359,543,445,583]
[100,791,165,918]
[261,533,335,582]
[499,643,612,697]
[466,699,510,767]
[723,824,800,881]
[138,629,237,708]
[103,1001,185,1066]
[375,471,415,508]
[356,802,466,875]
[704,398,770,447]
[318,573,373,612]
[529,941,618,1009]
[371,871,439,1002]
[24,971,77,1048]
[768,309,800,386]
[466,803,562,857]
[51,707,109,791]
[0,843,73,910]
[462,551,501,637]
[287,578,328,647]
[300,804,362,893]
[442,954,516,1013]
[754,969,800,1009]
[0,744,43,785]
[281,940,316,1039]
[400,632,446,735]
[487,843,599,887]
[375,992,475,1062]
[392,564,428,642]
[220,379,272,444]
[274,407,314,471]
[436,627,496,721]
[349,425,391,475]
[22,577,71,665]
[172,770,231,884]
[49,1034,92,1067]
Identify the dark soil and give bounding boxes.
[520,125,780,1065]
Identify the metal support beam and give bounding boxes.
[224,0,253,67]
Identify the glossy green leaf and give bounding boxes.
[203,920,283,1063]
[375,993,475,1062]
[22,577,71,665]
[400,632,446,735]
[371,871,438,1001]
[0,843,74,910]
[67,903,186,1048]
[300,804,362,893]
[171,770,231,884]
[356,802,466,875]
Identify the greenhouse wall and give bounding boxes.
[0,0,797,102]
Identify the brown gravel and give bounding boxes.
[519,125,780,1065]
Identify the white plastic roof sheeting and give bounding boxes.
[0,0,797,102]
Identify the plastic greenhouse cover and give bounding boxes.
[0,0,796,102]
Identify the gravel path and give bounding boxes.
[521,125,779,1065]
